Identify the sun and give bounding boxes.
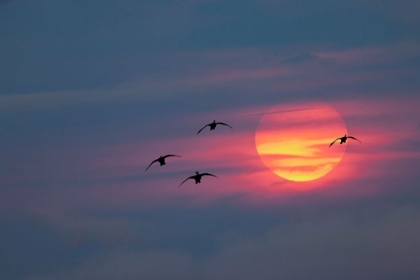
[255,102,347,182]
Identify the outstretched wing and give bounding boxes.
[216,122,233,129]
[329,138,341,147]
[200,173,218,179]
[348,136,362,143]
[163,154,181,159]
[178,176,194,188]
[145,159,158,172]
[197,124,210,135]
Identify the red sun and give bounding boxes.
[255,102,347,182]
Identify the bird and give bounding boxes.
[329,134,361,147]
[197,120,232,135]
[178,171,218,188]
[145,154,181,172]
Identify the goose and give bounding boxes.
[145,154,181,172]
[197,120,232,135]
[329,134,361,147]
[178,171,218,188]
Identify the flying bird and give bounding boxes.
[178,171,218,188]
[197,120,232,135]
[145,154,181,172]
[329,134,362,147]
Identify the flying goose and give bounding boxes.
[145,154,181,172]
[178,171,218,187]
[197,120,232,135]
[329,134,361,147]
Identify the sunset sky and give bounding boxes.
[1,1,420,279]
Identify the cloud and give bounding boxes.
[29,250,195,280]
[29,204,420,280]
[282,52,318,63]
[1,41,418,115]
[1,2,419,279]
[202,207,420,280]
[0,0,10,6]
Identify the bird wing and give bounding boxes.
[145,159,158,172]
[200,173,218,179]
[197,124,209,135]
[216,122,233,129]
[329,138,341,147]
[348,136,362,143]
[178,176,194,188]
[163,154,181,158]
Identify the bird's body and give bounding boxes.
[197,120,232,135]
[178,171,218,187]
[145,154,181,171]
[329,134,361,147]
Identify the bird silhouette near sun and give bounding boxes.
[329,134,362,147]
[197,120,233,135]
[178,171,218,188]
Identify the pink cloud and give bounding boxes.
[2,93,419,214]
[75,96,420,207]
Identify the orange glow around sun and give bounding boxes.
[255,102,347,182]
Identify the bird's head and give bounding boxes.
[195,171,199,175]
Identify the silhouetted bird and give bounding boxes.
[178,171,218,187]
[329,134,361,147]
[145,155,181,172]
[197,120,232,135]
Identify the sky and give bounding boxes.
[1,0,420,279]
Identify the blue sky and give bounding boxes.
[1,1,420,279]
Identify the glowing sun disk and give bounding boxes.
[255,102,347,183]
